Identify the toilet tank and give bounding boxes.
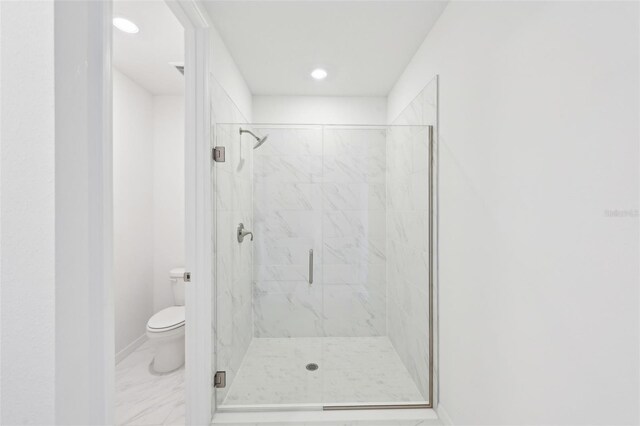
[169,267,186,306]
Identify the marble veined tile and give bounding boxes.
[253,283,323,338]
[323,128,386,158]
[221,338,323,405]
[322,285,386,337]
[322,183,386,211]
[220,337,425,407]
[253,155,323,184]
[323,210,386,239]
[254,182,322,212]
[254,210,323,240]
[323,155,385,184]
[253,127,322,157]
[115,340,184,425]
[386,77,436,404]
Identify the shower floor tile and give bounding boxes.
[221,337,425,407]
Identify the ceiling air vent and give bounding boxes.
[169,61,184,76]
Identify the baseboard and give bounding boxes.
[435,403,453,425]
[115,334,147,364]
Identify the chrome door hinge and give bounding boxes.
[214,371,226,388]
[183,272,191,282]
[212,146,226,162]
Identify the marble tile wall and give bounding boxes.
[390,76,437,127]
[211,76,253,405]
[252,127,324,337]
[252,126,387,338]
[386,77,438,401]
[321,128,387,337]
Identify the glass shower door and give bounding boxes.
[214,124,326,409]
[212,123,254,408]
[212,123,433,410]
[250,126,325,406]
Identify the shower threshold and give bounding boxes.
[212,407,440,425]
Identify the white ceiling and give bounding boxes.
[203,1,448,96]
[113,0,184,95]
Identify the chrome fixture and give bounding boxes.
[239,127,269,149]
[237,223,253,243]
[308,249,314,284]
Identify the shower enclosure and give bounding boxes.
[212,117,435,410]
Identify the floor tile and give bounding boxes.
[115,340,185,425]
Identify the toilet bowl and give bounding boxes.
[146,305,185,373]
[146,268,186,373]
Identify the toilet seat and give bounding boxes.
[146,306,185,333]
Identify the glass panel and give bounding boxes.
[385,125,432,403]
[252,126,324,338]
[250,126,324,406]
[321,127,387,337]
[213,123,254,408]
[213,123,432,410]
[320,125,430,406]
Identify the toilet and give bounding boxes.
[146,267,186,373]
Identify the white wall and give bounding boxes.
[211,25,252,121]
[388,2,639,424]
[113,69,155,355]
[153,95,185,312]
[0,2,56,423]
[55,2,113,423]
[253,96,386,125]
[113,73,186,352]
[2,2,113,423]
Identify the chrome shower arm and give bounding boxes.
[239,127,269,150]
[239,128,259,140]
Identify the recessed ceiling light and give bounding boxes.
[311,68,328,80]
[113,17,139,34]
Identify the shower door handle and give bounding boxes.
[308,249,313,284]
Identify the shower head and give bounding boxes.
[239,128,270,150]
[253,134,269,149]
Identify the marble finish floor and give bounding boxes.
[116,340,185,425]
[221,337,426,407]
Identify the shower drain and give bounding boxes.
[306,363,319,371]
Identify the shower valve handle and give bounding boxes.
[237,223,253,243]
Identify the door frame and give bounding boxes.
[164,1,212,424]
[104,0,213,423]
